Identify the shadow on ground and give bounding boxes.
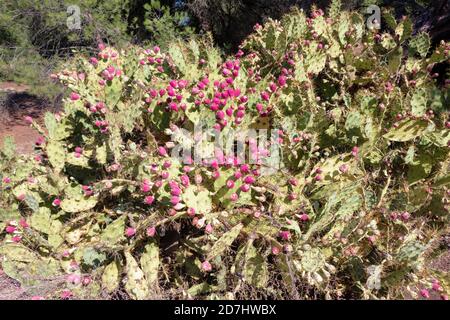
[0,84,61,154]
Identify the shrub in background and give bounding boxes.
[141,0,196,50]
[186,0,450,50]
[0,0,194,99]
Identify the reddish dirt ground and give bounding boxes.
[0,82,46,154]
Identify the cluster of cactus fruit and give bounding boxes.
[0,1,449,299]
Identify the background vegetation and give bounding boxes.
[1,0,449,99]
[0,0,194,98]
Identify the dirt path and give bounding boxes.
[0,82,47,154]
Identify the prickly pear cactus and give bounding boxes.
[300,248,326,273]
[60,197,98,213]
[183,186,212,215]
[0,0,449,300]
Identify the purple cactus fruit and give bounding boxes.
[420,289,430,299]
[243,175,255,184]
[5,225,17,234]
[170,187,182,197]
[261,91,270,101]
[300,213,309,221]
[339,164,349,173]
[170,196,180,205]
[158,146,168,156]
[226,180,235,189]
[288,193,297,201]
[212,170,220,180]
[144,195,155,205]
[180,174,190,187]
[187,207,196,217]
[146,227,156,237]
[279,231,291,241]
[278,75,287,86]
[205,223,213,234]
[125,227,136,237]
[201,260,212,272]
[216,110,225,120]
[70,92,80,101]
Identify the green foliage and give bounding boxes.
[410,33,431,58]
[102,260,121,293]
[0,0,194,98]
[0,0,132,98]
[124,251,149,300]
[183,186,212,215]
[234,240,269,288]
[143,0,195,50]
[207,224,243,260]
[328,0,342,20]
[140,241,160,285]
[383,119,432,142]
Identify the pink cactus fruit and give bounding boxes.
[146,226,156,237]
[125,227,136,237]
[201,260,212,272]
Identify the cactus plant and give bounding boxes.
[0,3,449,300]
